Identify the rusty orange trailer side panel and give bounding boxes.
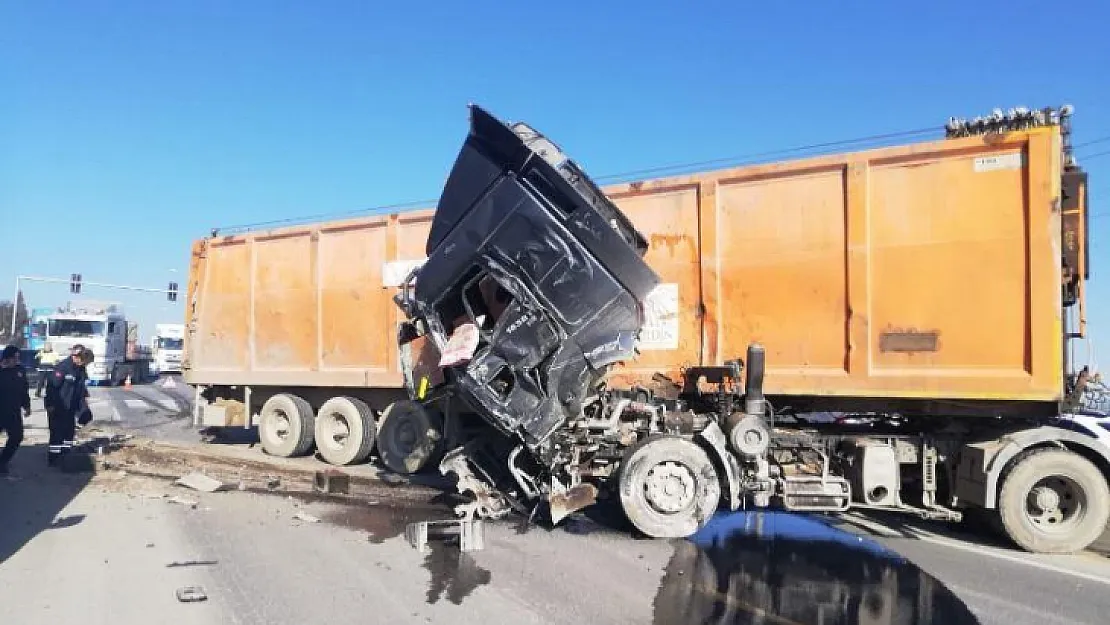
[186,125,1070,403]
[606,126,1066,402]
[186,210,436,388]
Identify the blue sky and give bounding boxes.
[2,0,1108,369]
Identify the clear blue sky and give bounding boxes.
[2,0,1109,367]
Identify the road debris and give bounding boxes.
[175,471,226,493]
[293,511,322,523]
[314,469,350,495]
[406,519,485,554]
[166,496,199,508]
[176,586,208,603]
[166,560,219,568]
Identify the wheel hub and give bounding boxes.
[1030,485,1061,513]
[644,462,696,514]
[325,414,350,447]
[270,411,291,440]
[1025,476,1083,529]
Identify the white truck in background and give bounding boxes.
[150,323,185,375]
[46,301,150,386]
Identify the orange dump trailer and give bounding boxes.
[184,106,1110,555]
[186,121,1087,414]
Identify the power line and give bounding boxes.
[215,198,436,235]
[592,126,938,182]
[1079,149,1110,162]
[213,125,1110,235]
[214,125,942,234]
[1075,135,1110,150]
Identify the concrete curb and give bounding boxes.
[95,435,451,504]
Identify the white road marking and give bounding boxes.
[901,525,1110,587]
[837,512,905,537]
[944,583,1081,625]
[124,399,148,409]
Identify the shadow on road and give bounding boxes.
[0,442,94,566]
[653,510,981,625]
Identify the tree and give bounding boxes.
[0,291,30,348]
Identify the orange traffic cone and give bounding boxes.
[124,374,132,389]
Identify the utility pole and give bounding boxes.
[10,274,181,337]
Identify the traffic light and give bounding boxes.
[168,281,178,302]
[70,273,82,294]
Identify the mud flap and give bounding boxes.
[696,421,742,510]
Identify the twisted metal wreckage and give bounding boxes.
[393,105,795,538]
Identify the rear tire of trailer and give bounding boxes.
[376,400,443,475]
[997,448,1110,554]
[314,396,377,466]
[258,393,316,458]
[617,435,721,539]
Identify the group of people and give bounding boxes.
[0,342,96,475]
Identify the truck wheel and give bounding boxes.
[376,400,443,474]
[617,435,721,538]
[314,396,377,466]
[258,393,315,458]
[997,448,1110,554]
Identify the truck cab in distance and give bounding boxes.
[151,323,185,375]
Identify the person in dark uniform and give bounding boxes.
[0,344,32,475]
[43,344,93,466]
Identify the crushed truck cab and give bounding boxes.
[395,105,775,533]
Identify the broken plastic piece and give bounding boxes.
[175,472,226,493]
[176,586,208,602]
[405,519,485,553]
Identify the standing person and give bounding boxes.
[34,342,62,398]
[0,344,32,475]
[43,344,93,466]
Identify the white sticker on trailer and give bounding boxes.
[973,153,1024,173]
[639,283,679,351]
[381,258,428,288]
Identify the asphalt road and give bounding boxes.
[3,378,1110,624]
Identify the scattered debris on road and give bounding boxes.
[166,495,199,508]
[166,560,219,568]
[314,469,350,495]
[175,471,226,493]
[406,519,485,554]
[293,511,322,523]
[175,586,208,603]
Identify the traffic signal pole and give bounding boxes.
[9,274,179,338]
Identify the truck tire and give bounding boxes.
[617,435,721,538]
[314,396,377,466]
[376,400,443,474]
[258,393,315,458]
[997,448,1110,554]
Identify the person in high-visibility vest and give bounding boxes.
[34,342,62,399]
